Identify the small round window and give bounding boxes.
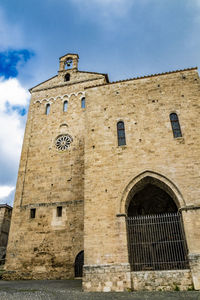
[55,134,73,151]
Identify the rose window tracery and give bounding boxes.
[55,135,73,151]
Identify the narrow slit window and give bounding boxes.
[170,113,182,138]
[117,121,126,146]
[30,208,36,219]
[63,100,68,112]
[46,103,50,115]
[65,73,70,81]
[57,206,62,217]
[81,97,85,109]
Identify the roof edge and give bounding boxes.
[29,70,109,92]
[78,70,109,82]
[85,67,198,90]
[59,53,79,59]
[29,75,58,92]
[0,204,12,209]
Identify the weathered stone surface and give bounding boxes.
[83,67,200,291]
[4,54,108,280]
[4,53,200,291]
[83,263,131,292]
[188,254,200,290]
[0,205,12,262]
[131,270,193,291]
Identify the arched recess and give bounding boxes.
[123,171,189,271]
[74,250,84,278]
[119,170,186,215]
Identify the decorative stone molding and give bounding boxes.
[180,205,200,211]
[33,91,85,104]
[119,170,186,214]
[116,213,127,218]
[21,199,83,210]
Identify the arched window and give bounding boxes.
[170,113,182,138]
[117,121,126,146]
[45,103,50,115]
[64,73,70,82]
[63,100,68,112]
[81,97,85,109]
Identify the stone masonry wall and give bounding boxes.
[4,201,83,279]
[0,206,12,261]
[4,55,200,290]
[131,270,193,291]
[4,63,107,279]
[83,68,200,290]
[83,263,131,292]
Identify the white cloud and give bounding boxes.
[0,77,29,162]
[0,77,28,110]
[0,77,29,205]
[0,185,15,199]
[0,109,25,163]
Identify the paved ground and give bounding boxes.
[0,280,199,300]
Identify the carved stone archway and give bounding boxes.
[119,170,186,215]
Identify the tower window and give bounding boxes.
[57,206,62,217]
[117,121,126,146]
[45,103,50,115]
[65,73,70,81]
[170,113,182,138]
[63,100,68,112]
[30,208,36,219]
[81,97,85,109]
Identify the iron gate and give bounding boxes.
[126,212,189,271]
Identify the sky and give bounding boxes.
[0,0,200,206]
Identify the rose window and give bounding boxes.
[55,135,73,151]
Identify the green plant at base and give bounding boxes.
[187,284,194,291]
[174,285,180,291]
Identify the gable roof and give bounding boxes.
[29,70,109,92]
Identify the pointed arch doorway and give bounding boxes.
[74,251,84,278]
[126,175,189,271]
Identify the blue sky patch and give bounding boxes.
[12,106,27,116]
[4,102,27,116]
[0,49,34,79]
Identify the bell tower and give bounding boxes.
[59,53,79,72]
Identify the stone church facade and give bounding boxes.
[4,54,200,291]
